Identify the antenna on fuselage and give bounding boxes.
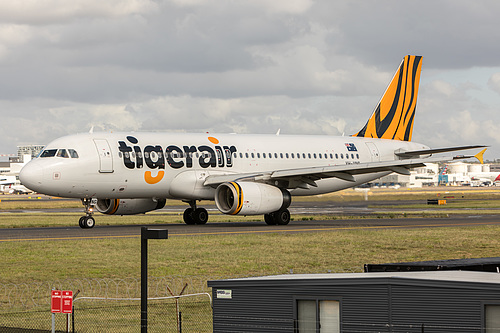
[89,126,94,134]
[276,129,281,136]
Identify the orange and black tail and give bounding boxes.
[353,55,422,141]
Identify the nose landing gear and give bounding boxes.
[79,198,96,229]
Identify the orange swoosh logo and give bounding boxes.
[145,170,165,184]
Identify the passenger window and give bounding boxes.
[245,153,249,158]
[351,154,355,159]
[335,153,339,159]
[297,153,300,159]
[274,153,278,158]
[68,149,79,158]
[341,154,344,159]
[291,153,295,159]
[285,153,289,158]
[251,153,255,158]
[308,153,311,159]
[239,153,243,158]
[318,154,322,159]
[40,149,57,158]
[346,154,349,159]
[356,154,359,159]
[313,153,317,159]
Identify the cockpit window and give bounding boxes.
[57,149,69,158]
[40,149,57,158]
[68,149,79,158]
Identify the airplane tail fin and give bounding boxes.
[353,55,423,141]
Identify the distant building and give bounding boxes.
[17,145,44,163]
[369,161,500,188]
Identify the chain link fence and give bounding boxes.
[0,269,364,332]
[0,276,214,332]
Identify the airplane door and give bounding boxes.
[365,142,380,162]
[94,139,114,173]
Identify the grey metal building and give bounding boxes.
[208,271,500,332]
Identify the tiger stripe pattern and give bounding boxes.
[353,55,422,142]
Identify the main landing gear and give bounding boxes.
[183,200,209,225]
[264,209,291,225]
[79,198,96,229]
[181,201,290,226]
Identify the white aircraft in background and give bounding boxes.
[469,172,500,186]
[0,175,32,194]
[19,55,486,228]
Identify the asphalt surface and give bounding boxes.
[2,213,500,242]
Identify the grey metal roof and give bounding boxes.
[209,270,500,287]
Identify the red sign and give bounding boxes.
[51,290,62,313]
[51,290,73,314]
[62,290,73,314]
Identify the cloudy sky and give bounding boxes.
[1,0,500,160]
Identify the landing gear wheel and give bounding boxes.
[79,216,95,229]
[264,213,277,225]
[84,216,95,228]
[183,208,196,225]
[274,209,290,225]
[79,216,86,228]
[193,208,209,225]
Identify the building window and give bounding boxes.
[297,299,339,333]
[486,305,500,332]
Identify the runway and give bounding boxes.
[2,214,500,242]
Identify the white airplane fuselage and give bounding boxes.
[20,132,428,199]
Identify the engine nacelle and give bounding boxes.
[215,182,291,215]
[95,198,166,215]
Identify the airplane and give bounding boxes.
[469,172,500,186]
[0,175,33,194]
[19,55,486,228]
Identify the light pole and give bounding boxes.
[141,227,168,333]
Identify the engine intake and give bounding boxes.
[215,182,291,215]
[95,198,166,215]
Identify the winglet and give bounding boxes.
[474,148,487,164]
[353,55,423,141]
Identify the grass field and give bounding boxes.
[1,223,499,285]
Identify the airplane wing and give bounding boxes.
[203,155,452,189]
[395,145,487,158]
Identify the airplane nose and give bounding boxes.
[19,162,44,192]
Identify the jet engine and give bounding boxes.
[95,198,166,215]
[215,182,291,215]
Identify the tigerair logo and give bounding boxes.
[118,136,237,185]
